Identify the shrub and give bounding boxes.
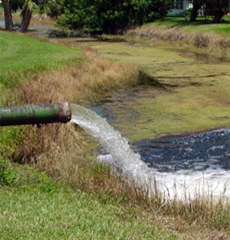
[57,0,171,34]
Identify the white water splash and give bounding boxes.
[153,168,230,201]
[71,104,152,190]
[70,103,230,201]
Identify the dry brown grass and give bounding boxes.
[127,27,230,50]
[9,46,139,197]
[17,47,138,105]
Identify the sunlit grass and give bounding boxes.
[0,185,179,240]
[183,22,230,37]
[0,165,178,240]
[146,16,230,37]
[130,16,230,50]
[0,31,82,87]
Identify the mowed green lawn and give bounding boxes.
[145,16,230,37]
[0,31,82,87]
[0,165,178,240]
[0,186,178,240]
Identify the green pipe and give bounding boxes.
[0,102,71,126]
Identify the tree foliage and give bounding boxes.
[57,0,171,34]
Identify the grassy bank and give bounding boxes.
[144,16,230,36]
[0,31,82,88]
[0,31,163,239]
[1,27,230,239]
[0,31,81,158]
[127,16,230,51]
[0,30,184,239]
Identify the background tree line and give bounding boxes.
[57,0,171,34]
[189,0,230,23]
[1,0,230,33]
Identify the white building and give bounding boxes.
[169,0,192,16]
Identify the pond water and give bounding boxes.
[90,93,230,174]
[50,33,230,199]
[0,20,22,27]
[133,128,230,173]
[89,85,230,199]
[72,103,230,200]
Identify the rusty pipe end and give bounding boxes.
[58,102,72,123]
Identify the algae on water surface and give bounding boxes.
[78,37,230,142]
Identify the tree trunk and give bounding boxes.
[18,6,32,32]
[2,0,14,31]
[190,0,200,22]
[212,11,224,23]
[212,0,225,24]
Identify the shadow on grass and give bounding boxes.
[157,16,230,27]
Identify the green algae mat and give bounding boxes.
[63,37,230,142]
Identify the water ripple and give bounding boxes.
[133,128,230,172]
